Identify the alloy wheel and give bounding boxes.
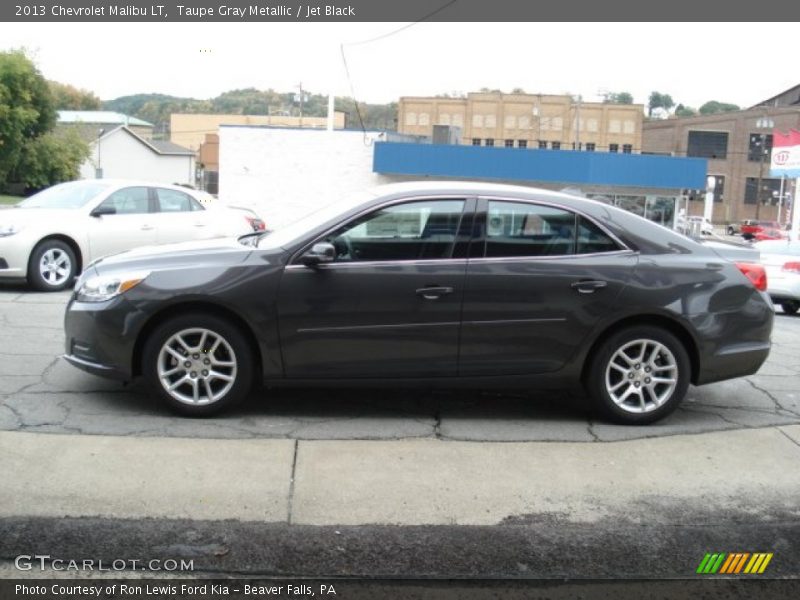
[38,248,72,287]
[604,338,678,413]
[157,328,238,405]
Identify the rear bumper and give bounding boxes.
[696,342,771,385]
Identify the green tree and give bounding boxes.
[603,91,634,104]
[648,91,674,117]
[48,81,101,110]
[698,100,740,115]
[0,50,57,184]
[674,104,697,117]
[13,127,90,189]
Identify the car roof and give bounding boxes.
[67,179,200,193]
[369,180,581,203]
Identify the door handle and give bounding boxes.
[416,286,454,300]
[571,280,607,294]
[140,224,155,231]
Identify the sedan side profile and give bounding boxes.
[63,182,774,424]
[0,180,265,291]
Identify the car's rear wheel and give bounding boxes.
[142,313,254,416]
[726,225,736,235]
[781,301,799,315]
[28,240,77,292]
[586,326,690,424]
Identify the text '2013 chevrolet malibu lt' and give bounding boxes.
[63,182,773,424]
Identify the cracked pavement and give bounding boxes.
[2,284,800,580]
[1,285,798,442]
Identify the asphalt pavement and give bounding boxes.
[1,284,799,582]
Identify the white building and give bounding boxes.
[80,126,195,186]
[218,126,390,229]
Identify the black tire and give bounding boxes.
[726,226,735,236]
[142,312,254,417]
[781,301,799,315]
[586,326,691,425]
[28,239,78,292]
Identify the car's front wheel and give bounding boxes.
[142,313,254,416]
[726,226,736,235]
[28,239,77,292]
[586,326,690,424]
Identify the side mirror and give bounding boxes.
[301,242,336,267]
[90,205,117,217]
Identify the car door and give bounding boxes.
[459,198,638,376]
[87,186,157,260]
[277,197,472,378]
[153,187,216,244]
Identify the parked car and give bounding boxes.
[752,228,788,242]
[676,215,714,236]
[63,182,773,424]
[754,239,800,315]
[0,180,265,291]
[741,220,781,240]
[726,222,741,236]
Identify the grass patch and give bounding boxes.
[0,194,22,205]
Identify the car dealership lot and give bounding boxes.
[1,284,800,578]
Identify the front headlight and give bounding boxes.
[0,224,22,237]
[76,271,150,302]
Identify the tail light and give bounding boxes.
[245,216,266,232]
[736,262,767,291]
[783,261,800,274]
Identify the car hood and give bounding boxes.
[92,237,253,273]
[0,207,80,226]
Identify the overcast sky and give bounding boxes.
[1,22,796,109]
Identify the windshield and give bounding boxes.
[256,190,378,249]
[18,181,114,209]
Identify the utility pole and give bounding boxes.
[297,82,304,128]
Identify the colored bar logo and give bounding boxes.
[696,552,773,574]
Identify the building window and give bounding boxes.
[748,133,774,162]
[504,139,514,147]
[438,114,451,126]
[518,140,527,149]
[518,116,530,129]
[485,114,497,128]
[573,142,582,150]
[551,117,563,131]
[551,141,561,150]
[472,138,481,146]
[609,120,621,133]
[745,177,782,205]
[712,176,725,203]
[687,131,728,159]
[609,143,619,153]
[472,114,484,128]
[538,140,547,149]
[622,144,632,154]
[587,119,599,133]
[418,113,430,126]
[623,120,636,134]
[452,114,464,127]
[586,143,596,151]
[405,112,417,126]
[485,138,495,147]
[504,115,517,129]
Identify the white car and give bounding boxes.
[754,239,800,315]
[0,180,265,291]
[677,215,714,236]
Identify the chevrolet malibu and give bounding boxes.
[0,179,265,291]
[63,182,773,424]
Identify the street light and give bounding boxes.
[754,116,774,220]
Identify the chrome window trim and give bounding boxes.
[286,192,633,269]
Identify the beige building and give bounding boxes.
[642,106,800,223]
[170,112,347,151]
[398,92,644,152]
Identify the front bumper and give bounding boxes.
[63,295,147,381]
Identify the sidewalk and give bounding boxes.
[3,426,800,526]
